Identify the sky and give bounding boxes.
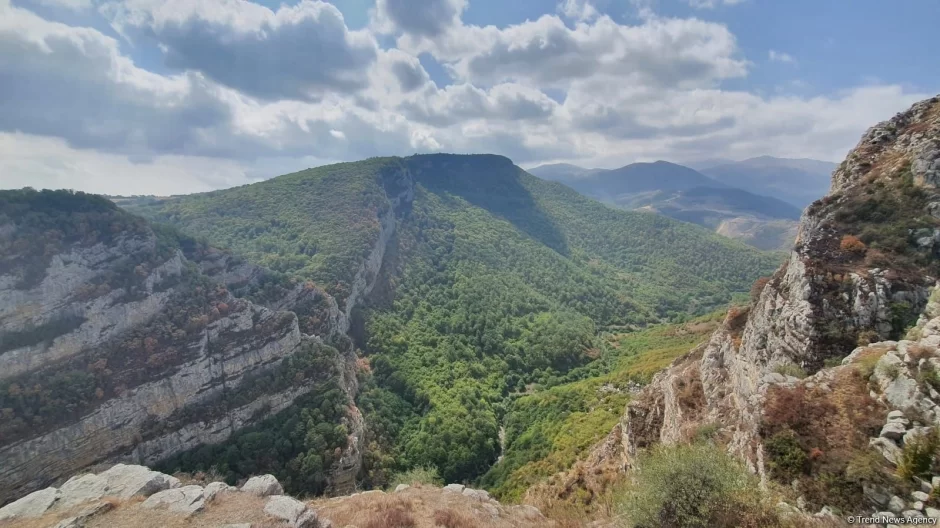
[0,0,937,195]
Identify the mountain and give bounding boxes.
[0,188,367,505]
[528,160,802,250]
[700,155,838,208]
[123,153,780,489]
[541,95,940,520]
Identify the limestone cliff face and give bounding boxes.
[619,95,940,477]
[0,166,416,506]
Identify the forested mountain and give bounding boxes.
[700,155,838,208]
[128,153,780,488]
[528,160,802,250]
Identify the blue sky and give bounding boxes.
[0,0,936,194]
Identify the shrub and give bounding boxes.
[840,235,867,254]
[765,429,808,480]
[773,363,808,379]
[897,429,940,480]
[388,466,443,489]
[857,329,881,347]
[617,443,779,528]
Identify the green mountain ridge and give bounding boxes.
[125,153,782,489]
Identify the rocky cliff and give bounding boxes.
[0,165,416,506]
[590,95,940,515]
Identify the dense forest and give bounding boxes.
[122,154,781,492]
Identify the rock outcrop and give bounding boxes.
[0,465,329,528]
[614,95,940,480]
[0,166,417,506]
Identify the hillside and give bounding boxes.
[0,189,365,505]
[528,161,801,250]
[701,156,838,209]
[555,94,940,523]
[127,153,780,491]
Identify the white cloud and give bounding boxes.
[372,0,466,37]
[101,0,378,101]
[558,0,599,22]
[0,0,932,195]
[403,14,749,90]
[769,49,796,64]
[0,132,256,195]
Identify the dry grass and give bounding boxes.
[311,487,551,528]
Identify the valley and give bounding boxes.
[2,95,939,528]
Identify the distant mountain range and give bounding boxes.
[526,156,836,250]
[693,156,838,209]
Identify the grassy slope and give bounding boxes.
[479,312,723,502]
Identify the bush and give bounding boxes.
[898,429,940,480]
[765,429,808,480]
[617,443,779,528]
[773,363,808,379]
[388,466,443,489]
[839,235,867,254]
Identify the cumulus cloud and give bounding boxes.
[404,14,748,90]
[558,0,599,22]
[400,83,558,127]
[0,1,234,157]
[373,0,466,37]
[0,0,932,195]
[102,0,378,101]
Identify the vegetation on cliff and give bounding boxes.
[126,154,780,490]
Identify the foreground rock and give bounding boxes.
[0,464,548,528]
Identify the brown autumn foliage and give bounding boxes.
[840,234,867,254]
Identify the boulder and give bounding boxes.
[141,485,206,516]
[98,464,180,499]
[912,490,930,502]
[881,421,908,440]
[461,488,492,502]
[394,484,410,493]
[888,410,906,420]
[914,501,926,511]
[888,495,906,513]
[241,475,284,497]
[926,507,940,519]
[864,483,892,507]
[204,481,236,502]
[263,495,318,528]
[58,474,110,509]
[0,487,60,520]
[871,437,903,465]
[903,509,926,519]
[443,484,465,493]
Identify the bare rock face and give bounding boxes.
[619,95,940,477]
